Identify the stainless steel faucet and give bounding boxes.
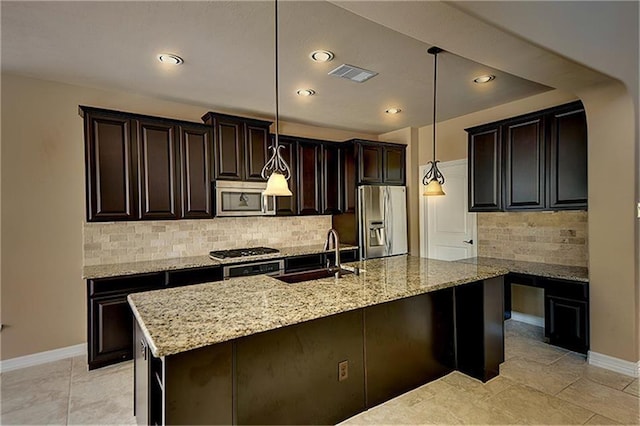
[324,228,341,277]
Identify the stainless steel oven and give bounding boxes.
[215,181,276,217]
[222,259,284,279]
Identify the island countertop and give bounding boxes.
[128,255,508,358]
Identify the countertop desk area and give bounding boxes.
[128,255,508,425]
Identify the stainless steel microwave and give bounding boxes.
[214,181,276,217]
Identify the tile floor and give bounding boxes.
[1,320,638,425]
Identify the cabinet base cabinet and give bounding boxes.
[133,279,504,425]
[545,295,589,354]
[455,277,505,382]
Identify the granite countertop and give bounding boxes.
[128,255,508,358]
[456,257,588,282]
[82,244,358,279]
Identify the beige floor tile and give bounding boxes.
[553,353,635,391]
[71,355,132,382]
[556,377,640,425]
[0,399,68,425]
[68,366,135,425]
[485,383,594,424]
[584,414,621,425]
[505,319,544,341]
[500,356,581,395]
[623,378,639,397]
[0,358,71,387]
[441,371,515,401]
[1,371,70,415]
[505,335,569,364]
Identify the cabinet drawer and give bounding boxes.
[88,272,165,297]
[543,279,588,300]
[505,273,541,288]
[285,254,325,272]
[167,266,223,287]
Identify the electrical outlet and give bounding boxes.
[338,360,348,381]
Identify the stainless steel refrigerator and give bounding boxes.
[358,185,408,259]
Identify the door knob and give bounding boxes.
[463,239,474,245]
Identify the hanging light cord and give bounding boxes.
[261,0,291,181]
[423,47,445,186]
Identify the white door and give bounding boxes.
[419,159,477,260]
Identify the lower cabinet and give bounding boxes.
[133,278,503,425]
[88,268,222,370]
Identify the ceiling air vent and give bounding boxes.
[328,64,378,83]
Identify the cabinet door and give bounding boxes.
[468,127,502,211]
[383,145,406,185]
[89,295,134,369]
[545,295,588,354]
[548,108,588,209]
[213,117,244,180]
[179,124,212,218]
[245,124,270,181]
[322,143,343,214]
[342,144,357,214]
[275,137,298,215]
[296,141,321,215]
[85,113,137,221]
[358,143,383,184]
[137,120,180,219]
[134,321,150,426]
[504,117,545,210]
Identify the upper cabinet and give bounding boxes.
[201,112,271,182]
[81,106,213,222]
[296,140,322,215]
[467,101,587,212]
[347,140,406,186]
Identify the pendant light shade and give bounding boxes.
[422,46,446,197]
[263,171,293,196]
[260,0,292,196]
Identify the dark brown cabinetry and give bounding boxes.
[87,272,164,370]
[202,112,271,182]
[544,278,589,354]
[296,140,322,215]
[81,106,213,222]
[348,140,406,186]
[468,126,502,211]
[87,267,223,370]
[322,143,343,214]
[504,117,545,210]
[467,101,587,212]
[179,124,212,218]
[548,105,588,209]
[136,119,180,219]
[82,109,138,221]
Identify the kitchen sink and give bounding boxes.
[273,268,354,284]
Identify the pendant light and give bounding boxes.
[261,0,292,197]
[423,46,445,196]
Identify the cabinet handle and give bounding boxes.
[463,239,474,245]
[140,339,147,361]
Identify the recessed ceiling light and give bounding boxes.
[385,108,402,114]
[296,89,316,96]
[157,53,184,65]
[473,74,495,84]
[309,50,334,62]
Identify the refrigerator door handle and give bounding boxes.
[383,187,392,255]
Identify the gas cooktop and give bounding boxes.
[209,247,279,261]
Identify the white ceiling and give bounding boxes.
[1,1,560,134]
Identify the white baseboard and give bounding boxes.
[588,351,640,378]
[510,311,545,328]
[0,344,86,373]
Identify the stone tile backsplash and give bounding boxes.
[477,211,588,267]
[83,216,332,266]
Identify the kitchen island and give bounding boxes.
[129,255,508,425]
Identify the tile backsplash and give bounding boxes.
[477,211,588,267]
[83,216,332,266]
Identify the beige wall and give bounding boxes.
[577,81,638,363]
[0,73,371,360]
[378,127,420,255]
